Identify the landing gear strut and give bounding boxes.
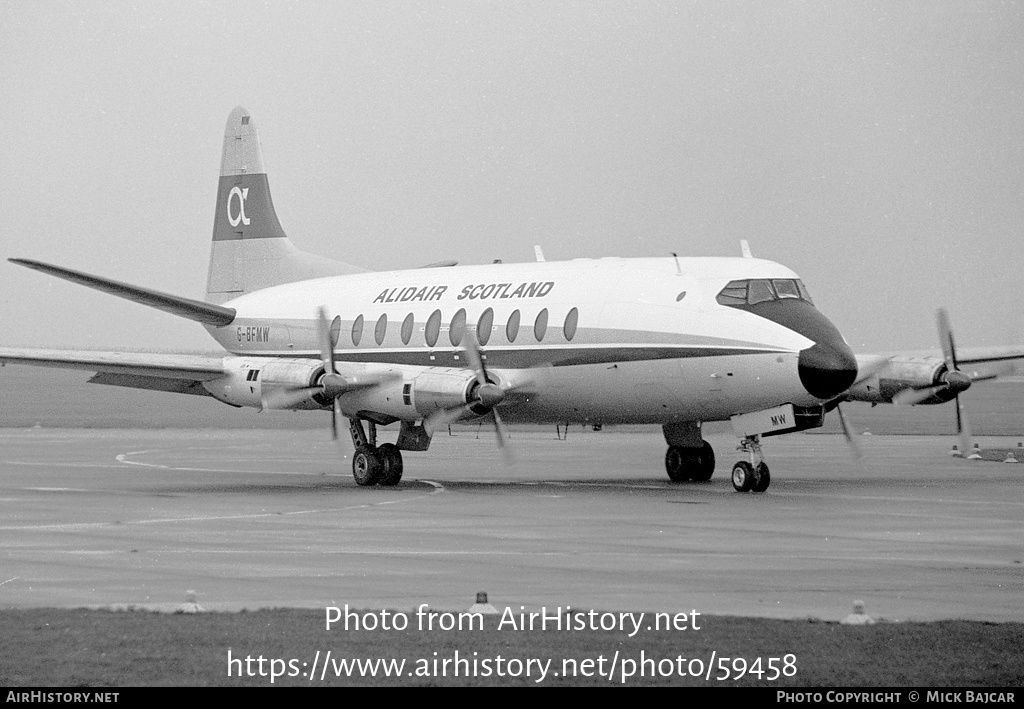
[732,435,770,493]
[348,419,404,487]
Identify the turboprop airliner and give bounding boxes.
[3,107,1022,492]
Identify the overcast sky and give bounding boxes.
[1,1,1022,353]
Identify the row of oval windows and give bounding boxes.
[331,307,580,348]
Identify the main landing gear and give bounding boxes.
[731,435,770,493]
[663,422,715,484]
[664,441,716,483]
[349,419,403,487]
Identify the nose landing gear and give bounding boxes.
[732,435,770,492]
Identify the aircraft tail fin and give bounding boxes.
[206,106,365,304]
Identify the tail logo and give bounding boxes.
[227,186,251,227]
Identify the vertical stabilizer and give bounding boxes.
[206,107,364,304]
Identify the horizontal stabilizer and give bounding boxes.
[9,258,236,327]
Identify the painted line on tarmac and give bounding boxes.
[114,449,350,476]
[24,548,567,557]
[4,461,132,469]
[0,482,444,532]
[115,451,169,468]
[24,487,90,492]
[771,490,1024,507]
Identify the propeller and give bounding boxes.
[262,307,397,439]
[938,308,974,457]
[891,308,973,455]
[422,330,524,460]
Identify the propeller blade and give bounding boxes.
[892,384,945,406]
[957,395,974,457]
[262,385,322,410]
[836,404,863,461]
[491,408,515,464]
[937,308,958,369]
[332,398,341,441]
[460,330,489,385]
[317,306,337,375]
[423,404,474,435]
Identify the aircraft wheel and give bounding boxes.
[352,445,382,486]
[752,462,771,493]
[665,445,692,482]
[378,443,404,487]
[731,461,754,492]
[691,441,716,482]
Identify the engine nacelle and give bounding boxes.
[203,358,324,410]
[846,356,955,404]
[412,370,480,416]
[205,357,495,423]
[335,367,482,423]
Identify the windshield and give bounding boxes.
[716,279,814,307]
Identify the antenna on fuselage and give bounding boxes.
[534,245,546,262]
[671,252,682,275]
[740,240,753,258]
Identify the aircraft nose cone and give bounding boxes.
[798,341,858,400]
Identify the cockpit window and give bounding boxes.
[747,279,775,305]
[717,280,748,305]
[716,279,814,307]
[772,279,800,299]
[796,280,814,304]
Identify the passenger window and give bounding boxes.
[773,279,800,299]
[351,314,364,346]
[747,280,775,305]
[563,307,579,341]
[534,308,549,341]
[330,315,342,349]
[449,308,467,347]
[425,309,441,347]
[401,313,415,345]
[477,308,494,346]
[506,310,521,343]
[374,314,387,345]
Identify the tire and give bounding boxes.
[752,462,771,493]
[731,461,754,492]
[665,445,692,482]
[691,441,716,482]
[378,443,404,487]
[352,445,382,486]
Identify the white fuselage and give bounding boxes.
[201,256,828,425]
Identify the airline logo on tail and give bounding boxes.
[227,187,251,227]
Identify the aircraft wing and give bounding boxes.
[0,348,227,380]
[951,346,1024,368]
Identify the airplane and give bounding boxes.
[3,106,1022,493]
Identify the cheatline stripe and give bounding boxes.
[221,344,790,368]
